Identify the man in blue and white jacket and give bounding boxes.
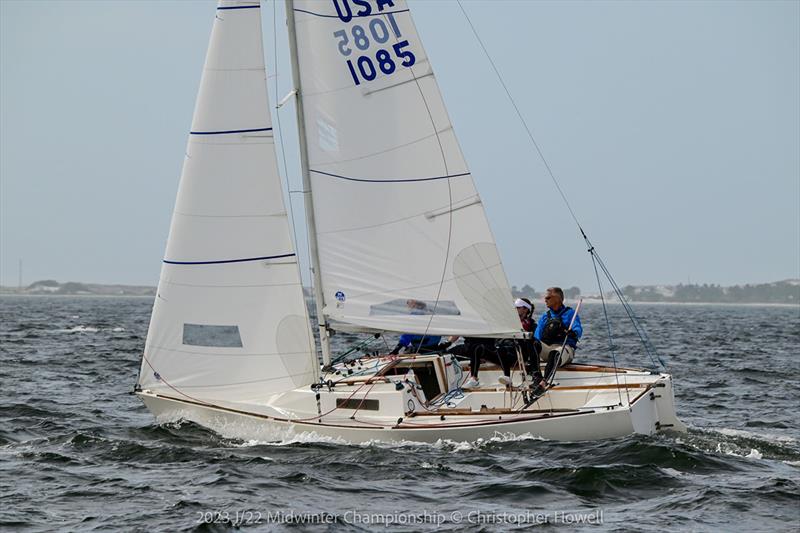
[530,287,583,387]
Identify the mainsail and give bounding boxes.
[138,1,316,403]
[291,0,520,337]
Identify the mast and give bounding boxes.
[284,0,332,366]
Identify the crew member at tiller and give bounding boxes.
[532,287,582,383]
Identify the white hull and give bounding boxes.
[137,357,686,444]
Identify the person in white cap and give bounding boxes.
[514,297,535,333]
[495,297,538,386]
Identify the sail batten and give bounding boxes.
[162,253,296,266]
[292,0,520,337]
[190,127,273,135]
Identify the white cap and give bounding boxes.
[514,298,532,310]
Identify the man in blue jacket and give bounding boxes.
[390,332,442,355]
[528,287,582,389]
[389,299,442,354]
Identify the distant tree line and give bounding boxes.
[0,280,156,296]
[511,285,581,301]
[511,280,799,304]
[621,281,799,304]
[6,279,797,304]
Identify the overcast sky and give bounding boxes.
[1,0,798,292]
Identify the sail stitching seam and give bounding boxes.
[300,63,430,98]
[310,169,468,183]
[149,344,310,358]
[336,260,503,304]
[317,194,479,235]
[160,280,301,289]
[293,8,409,19]
[172,211,288,219]
[163,372,314,388]
[311,126,452,167]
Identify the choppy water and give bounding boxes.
[1,296,798,531]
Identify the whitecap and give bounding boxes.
[714,427,796,445]
[58,325,99,333]
[746,448,763,459]
[357,431,546,452]
[229,431,350,447]
[714,441,764,460]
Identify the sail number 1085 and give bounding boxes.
[345,41,415,86]
[333,18,417,86]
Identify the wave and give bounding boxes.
[0,403,73,419]
[675,426,800,463]
[221,429,546,451]
[52,325,126,333]
[232,432,352,448]
[149,415,799,467]
[57,325,99,333]
[713,426,797,445]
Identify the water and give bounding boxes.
[1,296,798,531]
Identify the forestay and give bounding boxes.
[139,0,316,403]
[292,0,520,337]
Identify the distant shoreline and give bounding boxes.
[577,299,798,308]
[1,292,796,307]
[0,292,154,298]
[2,278,797,306]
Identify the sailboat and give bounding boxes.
[135,0,685,443]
